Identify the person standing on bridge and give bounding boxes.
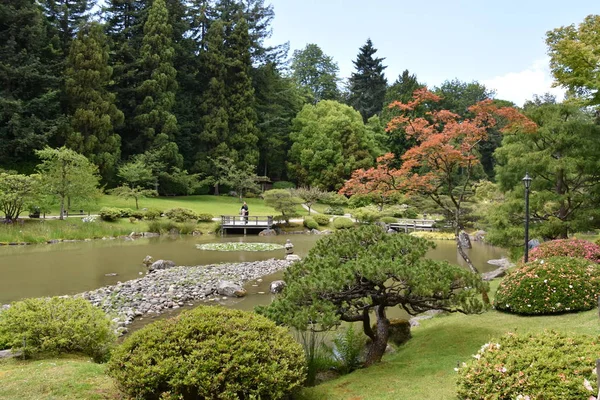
[241,201,249,224]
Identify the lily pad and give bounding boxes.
[196,242,285,252]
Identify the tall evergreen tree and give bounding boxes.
[65,21,124,182]
[225,13,259,168]
[347,39,387,122]
[134,0,179,154]
[41,0,94,56]
[0,0,61,170]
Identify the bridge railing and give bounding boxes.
[220,215,274,226]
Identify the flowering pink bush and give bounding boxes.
[456,331,600,399]
[529,239,600,263]
[495,257,600,315]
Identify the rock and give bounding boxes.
[387,228,396,234]
[320,230,333,235]
[528,239,540,249]
[142,255,153,267]
[258,228,277,236]
[148,259,176,272]
[216,280,247,297]
[285,254,301,262]
[482,267,508,281]
[270,280,286,294]
[310,229,321,235]
[458,230,471,249]
[168,228,180,235]
[0,349,22,359]
[104,273,118,277]
[487,258,514,269]
[470,230,486,242]
[143,232,160,237]
[387,319,411,346]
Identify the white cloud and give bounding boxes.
[482,59,565,107]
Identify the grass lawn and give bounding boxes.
[0,355,120,400]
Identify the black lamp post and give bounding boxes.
[523,172,532,263]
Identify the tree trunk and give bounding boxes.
[59,196,65,220]
[364,305,390,366]
[135,197,139,210]
[214,182,220,196]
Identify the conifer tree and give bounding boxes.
[135,0,179,153]
[65,21,124,182]
[0,0,61,169]
[348,39,387,122]
[225,13,259,168]
[41,0,95,56]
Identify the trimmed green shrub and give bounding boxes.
[322,192,348,206]
[273,181,296,189]
[129,209,145,220]
[333,217,354,229]
[379,216,398,224]
[164,207,198,222]
[456,330,600,399]
[143,208,162,220]
[312,214,331,226]
[494,257,600,315]
[197,213,214,222]
[99,207,121,222]
[108,306,306,400]
[529,238,600,263]
[118,208,134,218]
[403,208,418,219]
[0,297,115,362]
[147,219,179,234]
[348,193,374,209]
[303,216,319,230]
[352,206,381,224]
[324,206,345,216]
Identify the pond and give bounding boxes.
[0,234,506,307]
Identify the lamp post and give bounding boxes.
[523,172,532,263]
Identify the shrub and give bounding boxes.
[143,208,162,220]
[379,216,398,224]
[403,208,418,219]
[456,331,600,400]
[352,206,381,224]
[494,257,600,315]
[177,221,198,234]
[348,193,374,209]
[147,219,179,234]
[129,209,145,220]
[332,324,365,374]
[273,181,296,189]
[324,206,345,215]
[196,213,214,222]
[312,214,331,226]
[0,297,115,362]
[303,216,319,230]
[118,208,134,218]
[333,217,354,229]
[108,306,306,400]
[529,238,600,263]
[99,207,122,222]
[164,207,198,222]
[322,192,348,206]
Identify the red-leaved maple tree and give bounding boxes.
[344,88,536,274]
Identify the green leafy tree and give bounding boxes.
[347,39,387,122]
[291,187,327,215]
[35,147,100,219]
[0,173,40,221]
[65,21,124,182]
[263,189,303,223]
[291,43,341,103]
[288,100,376,190]
[258,225,487,366]
[546,15,600,105]
[0,0,61,170]
[489,98,600,247]
[109,159,157,209]
[209,156,260,201]
[109,186,157,210]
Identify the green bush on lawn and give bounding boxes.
[333,217,354,229]
[0,297,115,362]
[108,306,306,400]
[164,207,198,222]
[303,216,319,230]
[312,214,330,226]
[456,330,600,399]
[494,256,600,315]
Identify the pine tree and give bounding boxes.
[41,0,95,56]
[347,39,387,122]
[65,21,124,182]
[291,44,341,103]
[134,0,179,153]
[225,13,259,168]
[0,0,61,170]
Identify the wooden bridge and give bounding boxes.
[220,215,274,236]
[388,219,436,233]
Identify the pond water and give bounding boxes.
[0,234,506,307]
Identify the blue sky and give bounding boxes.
[264,0,598,106]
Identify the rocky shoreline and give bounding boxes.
[77,259,293,332]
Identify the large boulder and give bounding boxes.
[216,280,247,297]
[258,228,277,236]
[148,259,176,272]
[458,230,472,249]
[285,254,301,262]
[388,319,412,346]
[270,280,286,294]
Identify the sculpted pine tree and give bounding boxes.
[65,22,124,182]
[348,39,388,122]
[258,225,487,366]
